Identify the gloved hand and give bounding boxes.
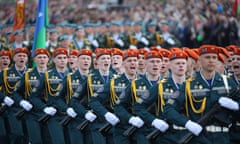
[85,111,97,122]
[19,100,33,111]
[151,119,169,132]
[66,107,77,118]
[166,38,175,45]
[3,96,14,107]
[140,37,149,45]
[218,97,239,111]
[92,40,99,47]
[104,112,120,126]
[43,107,57,116]
[185,120,203,136]
[128,116,144,128]
[116,39,124,47]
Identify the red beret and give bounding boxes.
[226,45,237,52]
[219,47,230,58]
[34,48,50,57]
[52,48,68,57]
[69,50,79,57]
[170,47,182,52]
[158,49,171,58]
[111,48,123,56]
[146,50,163,59]
[13,47,29,56]
[233,48,240,55]
[199,45,219,55]
[79,49,92,57]
[95,48,111,59]
[123,49,139,60]
[0,50,11,58]
[169,51,188,61]
[183,48,199,61]
[218,54,225,63]
[138,48,148,55]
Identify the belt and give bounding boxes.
[205,125,229,133]
[173,124,186,130]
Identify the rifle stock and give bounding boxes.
[38,114,51,124]
[146,129,161,140]
[14,109,26,120]
[76,119,89,131]
[0,103,7,115]
[98,123,112,136]
[59,116,73,127]
[123,126,137,137]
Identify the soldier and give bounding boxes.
[134,50,188,144]
[72,26,91,50]
[30,48,69,144]
[46,29,59,55]
[84,23,99,51]
[0,50,11,71]
[183,47,199,78]
[87,48,115,144]
[0,47,29,144]
[58,49,95,144]
[164,45,240,144]
[110,48,124,76]
[11,30,29,50]
[158,48,171,79]
[137,48,148,77]
[13,48,50,144]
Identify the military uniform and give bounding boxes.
[114,75,151,144]
[164,71,239,144]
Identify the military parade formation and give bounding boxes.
[0,20,240,144]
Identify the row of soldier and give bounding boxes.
[0,21,181,55]
[0,44,240,144]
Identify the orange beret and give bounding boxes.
[158,49,171,58]
[169,51,188,61]
[233,48,240,55]
[69,50,79,57]
[199,45,219,55]
[170,47,182,52]
[123,49,139,60]
[219,47,230,58]
[139,48,148,55]
[79,49,92,57]
[13,47,29,56]
[226,45,237,52]
[0,50,11,58]
[146,50,163,59]
[34,48,50,57]
[111,48,123,56]
[218,54,225,63]
[95,48,111,59]
[52,48,68,57]
[184,48,199,61]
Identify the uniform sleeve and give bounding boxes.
[90,82,110,117]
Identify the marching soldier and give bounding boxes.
[30,48,69,144]
[13,48,50,144]
[0,47,29,144]
[68,49,79,72]
[164,45,240,144]
[137,48,148,77]
[134,50,188,144]
[110,48,124,76]
[158,48,171,79]
[0,50,11,71]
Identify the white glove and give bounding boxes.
[218,97,239,110]
[91,40,99,47]
[19,100,33,111]
[66,107,77,118]
[128,116,144,128]
[116,39,124,47]
[3,96,14,107]
[43,107,57,116]
[104,112,120,126]
[185,120,203,136]
[151,119,169,132]
[85,111,97,122]
[140,37,149,45]
[166,38,175,45]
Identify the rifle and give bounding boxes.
[178,87,240,144]
[59,116,73,127]
[0,103,7,115]
[98,123,112,136]
[76,119,89,131]
[14,109,26,120]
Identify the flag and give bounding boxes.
[232,0,240,16]
[31,0,49,57]
[11,0,25,42]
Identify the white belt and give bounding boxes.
[206,125,229,133]
[173,124,186,130]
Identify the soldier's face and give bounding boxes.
[78,55,91,70]
[13,53,28,67]
[231,55,240,76]
[146,58,162,76]
[53,54,68,69]
[97,55,111,72]
[199,53,218,72]
[138,55,146,69]
[34,54,49,69]
[68,55,78,70]
[215,61,225,74]
[111,55,123,69]
[0,56,10,69]
[170,59,187,77]
[123,57,138,76]
[160,57,170,73]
